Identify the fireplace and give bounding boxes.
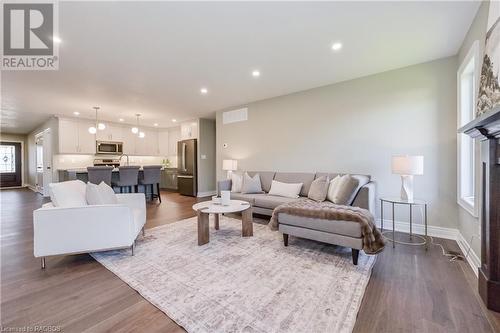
[459,105,500,312]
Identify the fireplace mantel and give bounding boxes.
[459,104,500,312]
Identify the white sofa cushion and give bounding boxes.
[48,180,87,207]
[268,180,303,198]
[86,181,118,205]
[231,173,243,192]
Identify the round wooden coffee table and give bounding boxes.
[192,200,253,246]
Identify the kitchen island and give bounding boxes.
[58,167,178,192]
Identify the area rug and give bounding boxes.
[92,216,376,333]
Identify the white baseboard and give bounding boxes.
[197,191,217,198]
[456,232,480,277]
[377,218,480,277]
[377,218,458,240]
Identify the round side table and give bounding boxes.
[380,197,428,249]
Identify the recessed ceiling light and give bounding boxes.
[73,111,80,116]
[252,70,260,77]
[172,119,177,123]
[53,36,62,44]
[154,123,159,127]
[119,118,124,122]
[200,88,208,95]
[331,42,343,51]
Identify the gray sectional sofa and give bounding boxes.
[218,171,376,265]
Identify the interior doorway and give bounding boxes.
[0,142,22,188]
[35,129,53,196]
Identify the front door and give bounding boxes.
[0,142,22,188]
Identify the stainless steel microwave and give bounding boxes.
[96,141,123,155]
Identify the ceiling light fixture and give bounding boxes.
[200,88,208,95]
[172,119,177,123]
[252,70,260,77]
[73,111,80,116]
[131,114,145,138]
[53,36,62,44]
[154,123,159,127]
[88,106,105,134]
[331,42,343,51]
[119,118,124,122]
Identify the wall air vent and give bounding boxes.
[222,107,248,125]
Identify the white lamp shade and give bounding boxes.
[222,159,238,171]
[392,155,424,175]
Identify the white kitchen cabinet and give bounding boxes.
[58,118,79,153]
[180,121,198,140]
[158,130,169,156]
[122,128,137,155]
[78,120,97,154]
[136,129,158,156]
[58,118,95,154]
[168,127,180,156]
[96,124,124,142]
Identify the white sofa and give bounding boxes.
[33,193,146,268]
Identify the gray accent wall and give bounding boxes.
[216,57,458,230]
[197,118,216,195]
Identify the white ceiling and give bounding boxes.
[1,1,480,134]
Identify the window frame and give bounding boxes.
[457,40,480,217]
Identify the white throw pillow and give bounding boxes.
[48,180,87,207]
[326,175,342,202]
[327,174,359,205]
[268,180,303,198]
[241,172,264,194]
[231,173,243,193]
[86,181,118,205]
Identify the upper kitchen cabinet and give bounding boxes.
[135,129,159,156]
[158,130,169,156]
[58,117,95,154]
[96,124,124,142]
[180,121,198,140]
[168,127,180,156]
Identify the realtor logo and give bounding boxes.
[1,1,59,70]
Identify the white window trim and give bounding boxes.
[457,40,480,217]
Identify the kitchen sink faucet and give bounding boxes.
[119,154,130,166]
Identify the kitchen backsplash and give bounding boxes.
[54,154,178,170]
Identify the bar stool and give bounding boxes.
[140,165,162,203]
[112,166,140,193]
[87,166,113,186]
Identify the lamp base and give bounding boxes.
[400,175,414,202]
[226,170,233,179]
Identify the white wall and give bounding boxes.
[456,1,490,258]
[217,57,458,229]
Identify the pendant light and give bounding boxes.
[88,106,106,134]
[131,114,145,138]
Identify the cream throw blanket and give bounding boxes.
[269,198,385,254]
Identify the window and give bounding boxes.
[0,145,16,173]
[457,41,479,216]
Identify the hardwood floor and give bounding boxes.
[1,188,499,332]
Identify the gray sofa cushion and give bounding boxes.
[274,172,315,197]
[247,171,275,193]
[307,176,329,202]
[230,193,267,205]
[348,175,370,205]
[254,195,299,210]
[279,213,362,238]
[241,173,264,194]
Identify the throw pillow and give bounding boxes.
[230,173,243,193]
[307,176,330,202]
[326,175,341,202]
[328,174,359,205]
[48,180,87,207]
[86,181,118,205]
[268,180,303,198]
[241,172,264,194]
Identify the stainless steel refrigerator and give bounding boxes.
[177,139,197,196]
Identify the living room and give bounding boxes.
[1,1,500,332]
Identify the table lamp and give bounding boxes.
[392,155,424,202]
[222,159,237,179]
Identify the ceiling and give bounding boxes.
[1,1,480,134]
